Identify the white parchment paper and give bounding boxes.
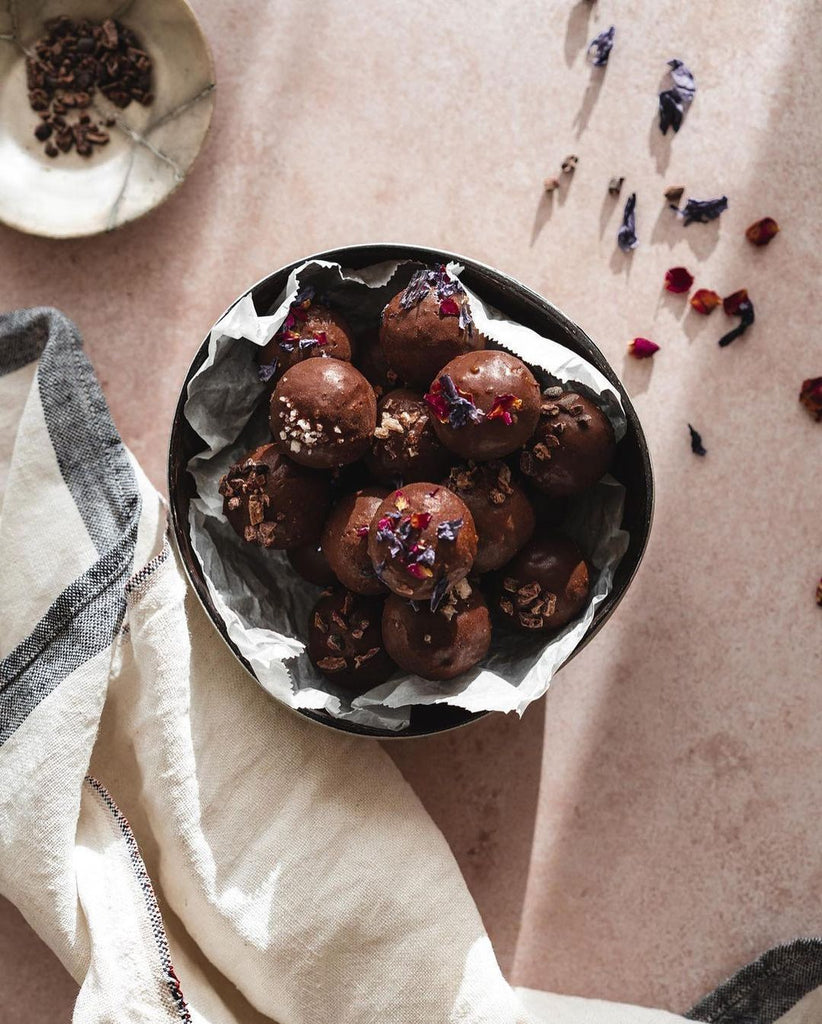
[185,259,630,732]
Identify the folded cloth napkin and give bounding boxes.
[0,308,818,1024]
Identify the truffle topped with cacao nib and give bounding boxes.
[270,359,377,470]
[308,589,395,692]
[367,388,453,486]
[379,265,484,388]
[258,288,353,382]
[493,532,590,633]
[321,486,389,595]
[382,580,491,681]
[219,443,331,549]
[367,482,478,603]
[519,387,615,497]
[445,461,536,573]
[425,350,541,461]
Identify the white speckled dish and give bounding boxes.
[0,0,215,238]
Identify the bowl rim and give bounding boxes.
[168,242,655,740]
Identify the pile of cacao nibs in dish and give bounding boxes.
[26,15,153,159]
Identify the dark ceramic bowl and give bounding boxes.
[168,244,654,739]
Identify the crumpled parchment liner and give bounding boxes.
[184,259,630,732]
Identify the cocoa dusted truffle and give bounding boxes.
[367,388,452,486]
[219,443,331,549]
[367,482,477,603]
[493,532,590,633]
[356,328,400,396]
[321,486,389,595]
[445,461,536,573]
[258,288,353,382]
[379,265,484,388]
[382,579,491,680]
[287,542,337,587]
[519,387,615,497]
[308,589,396,692]
[270,359,377,470]
[425,350,541,461]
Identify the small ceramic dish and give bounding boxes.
[168,244,655,740]
[0,0,214,238]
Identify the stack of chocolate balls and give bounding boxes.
[219,267,618,694]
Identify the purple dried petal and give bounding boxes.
[587,25,615,67]
[617,192,638,252]
[399,269,435,310]
[668,59,696,102]
[659,59,696,135]
[677,196,728,226]
[257,359,278,383]
[294,285,315,306]
[430,576,450,612]
[436,518,464,542]
[416,546,436,566]
[688,423,707,456]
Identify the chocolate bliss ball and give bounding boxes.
[367,388,452,486]
[258,288,353,382]
[445,461,536,573]
[519,387,615,497]
[367,482,477,602]
[308,589,396,692]
[425,350,541,461]
[382,579,491,681]
[379,265,484,388]
[493,532,590,633]
[270,359,376,470]
[356,328,400,396]
[321,486,389,595]
[219,443,331,549]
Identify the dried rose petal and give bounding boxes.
[406,562,433,580]
[409,511,432,531]
[356,525,369,537]
[664,266,694,293]
[486,393,523,424]
[439,296,460,317]
[800,377,822,421]
[817,578,822,607]
[628,337,659,359]
[690,289,721,315]
[723,290,749,316]
[688,423,707,456]
[424,375,484,428]
[313,331,327,346]
[746,217,780,247]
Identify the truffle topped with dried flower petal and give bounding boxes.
[367,388,453,486]
[379,265,484,388]
[382,581,491,681]
[425,350,541,461]
[445,461,536,573]
[270,359,377,470]
[308,589,396,692]
[519,387,615,498]
[219,443,331,550]
[258,288,353,382]
[321,485,389,595]
[367,482,477,602]
[492,532,590,633]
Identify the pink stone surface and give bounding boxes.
[1,0,821,1019]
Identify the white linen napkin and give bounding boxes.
[0,307,736,1023]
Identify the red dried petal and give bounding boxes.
[439,296,460,317]
[409,511,432,531]
[486,394,523,424]
[356,525,369,537]
[817,578,822,606]
[628,337,659,359]
[723,289,749,316]
[406,562,433,579]
[423,382,449,423]
[292,305,308,322]
[376,516,394,533]
[799,377,822,421]
[745,217,780,247]
[664,266,694,293]
[690,289,721,315]
[313,331,328,347]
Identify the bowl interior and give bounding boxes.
[169,244,654,739]
[0,0,214,238]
